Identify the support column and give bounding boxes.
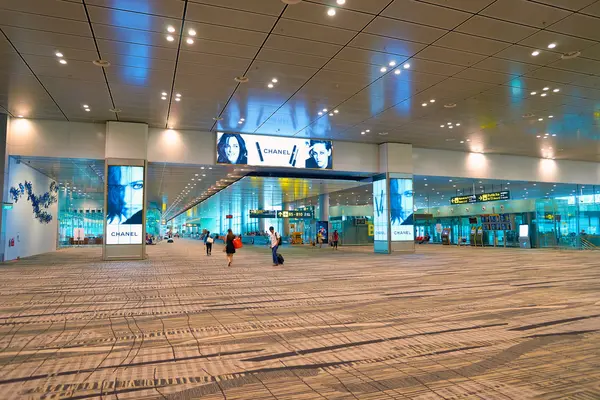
[317,193,330,243]
[375,143,414,254]
[0,114,8,261]
[103,122,149,260]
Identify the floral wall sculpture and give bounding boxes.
[10,181,58,224]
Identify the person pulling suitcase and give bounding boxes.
[268,226,283,266]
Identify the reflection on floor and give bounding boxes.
[1,241,599,399]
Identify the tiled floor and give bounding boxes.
[0,241,599,399]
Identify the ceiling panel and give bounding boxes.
[383,0,473,30]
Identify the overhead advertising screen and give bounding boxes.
[216,132,333,169]
[390,178,414,241]
[106,166,144,245]
[373,178,388,241]
[451,191,510,205]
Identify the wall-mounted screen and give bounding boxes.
[373,178,388,241]
[106,166,144,245]
[390,178,414,241]
[216,132,333,169]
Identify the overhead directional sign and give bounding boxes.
[277,210,314,219]
[451,191,510,205]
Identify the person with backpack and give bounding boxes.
[268,226,282,266]
[205,231,213,256]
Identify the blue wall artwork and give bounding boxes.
[10,181,58,224]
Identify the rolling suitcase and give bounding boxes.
[276,253,284,265]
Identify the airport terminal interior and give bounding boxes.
[0,0,599,399]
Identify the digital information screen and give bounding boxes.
[106,166,144,245]
[373,178,389,241]
[249,210,277,218]
[451,191,510,205]
[390,178,414,241]
[216,132,333,169]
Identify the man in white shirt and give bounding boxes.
[268,226,280,266]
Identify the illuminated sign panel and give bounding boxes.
[373,178,388,241]
[390,178,414,241]
[249,210,277,218]
[450,191,510,205]
[106,166,144,245]
[277,210,314,219]
[216,132,333,170]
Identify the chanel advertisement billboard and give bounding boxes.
[216,132,332,169]
[106,166,144,245]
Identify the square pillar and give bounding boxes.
[375,143,415,254]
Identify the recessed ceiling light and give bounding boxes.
[323,108,328,112]
[55,51,63,58]
[552,134,556,137]
[403,63,410,69]
[532,50,540,56]
[59,59,67,65]
[234,76,249,83]
[366,129,370,132]
[440,125,445,128]
[166,35,174,42]
[388,61,396,67]
[430,99,435,103]
[548,115,553,118]
[240,118,245,121]
[538,118,543,121]
[186,38,194,44]
[460,140,464,143]
[318,112,323,116]
[329,112,334,116]
[167,26,175,33]
[543,87,550,91]
[553,88,560,93]
[548,43,557,49]
[85,108,91,112]
[537,135,541,138]
[327,8,336,16]
[422,103,427,107]
[530,91,537,95]
[175,98,181,102]
[336,0,346,4]
[271,78,278,83]
[361,131,365,135]
[394,69,401,75]
[17,115,23,118]
[83,104,89,108]
[456,123,460,126]
[541,93,547,97]
[466,139,471,142]
[380,67,387,73]
[267,83,274,88]
[188,29,196,36]
[334,109,339,114]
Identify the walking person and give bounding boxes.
[317,230,323,248]
[332,229,339,250]
[205,231,213,256]
[268,226,281,266]
[225,229,236,267]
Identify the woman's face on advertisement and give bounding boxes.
[120,167,144,216]
[225,136,240,163]
[310,143,330,168]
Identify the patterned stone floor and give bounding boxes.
[0,240,599,400]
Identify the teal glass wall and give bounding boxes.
[57,190,104,247]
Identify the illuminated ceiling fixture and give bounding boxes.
[532,50,540,56]
[394,69,401,75]
[327,8,336,16]
[337,0,346,4]
[17,115,23,118]
[329,112,334,116]
[548,115,553,118]
[541,93,547,97]
[175,97,181,102]
[188,29,196,36]
[186,38,194,45]
[59,59,67,65]
[538,118,543,121]
[267,83,274,88]
[389,61,396,67]
[380,67,387,73]
[422,103,427,107]
[323,108,328,112]
[166,35,174,42]
[55,51,63,58]
[167,26,175,33]
[440,125,445,128]
[318,111,323,116]
[552,133,556,137]
[176,93,181,98]
[334,109,339,114]
[429,99,435,103]
[366,129,370,132]
[543,87,550,91]
[553,88,560,92]
[530,91,537,95]
[361,131,365,135]
[403,63,410,69]
[456,123,461,126]
[272,78,278,83]
[548,43,557,49]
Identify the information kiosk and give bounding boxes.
[519,224,531,248]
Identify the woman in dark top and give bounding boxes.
[225,229,236,267]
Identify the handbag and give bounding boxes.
[206,237,214,244]
[233,238,243,249]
